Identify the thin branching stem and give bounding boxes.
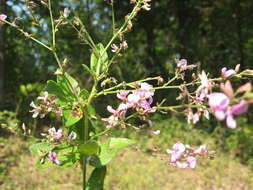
[2,20,52,51]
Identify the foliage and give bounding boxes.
[1,0,253,189]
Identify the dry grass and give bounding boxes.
[0,136,253,190]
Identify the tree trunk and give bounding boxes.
[0,0,6,107]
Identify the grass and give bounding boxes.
[1,117,253,190]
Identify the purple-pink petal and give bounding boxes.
[231,102,248,116]
[214,110,226,120]
[208,93,230,110]
[226,115,236,129]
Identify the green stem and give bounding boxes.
[82,110,89,190]
[157,104,203,110]
[111,0,116,35]
[102,1,141,54]
[48,0,55,49]
[2,19,52,51]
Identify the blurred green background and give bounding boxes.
[0,0,253,189]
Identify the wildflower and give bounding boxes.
[150,130,160,135]
[208,93,230,111]
[166,142,185,163]
[63,8,70,18]
[226,113,236,129]
[192,145,208,155]
[48,127,63,141]
[117,91,129,101]
[177,59,187,67]
[208,92,248,128]
[225,101,248,129]
[48,152,61,165]
[68,131,77,140]
[236,82,252,93]
[142,4,151,11]
[167,143,209,169]
[37,91,49,103]
[102,115,119,128]
[111,44,119,53]
[221,67,236,79]
[120,40,128,49]
[30,101,44,118]
[0,14,7,25]
[231,101,248,115]
[186,156,197,168]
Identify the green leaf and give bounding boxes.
[89,138,135,168]
[90,43,108,75]
[36,145,80,169]
[78,141,99,156]
[80,89,90,99]
[109,137,135,149]
[57,74,77,100]
[19,85,28,96]
[89,142,117,168]
[30,142,54,155]
[63,109,82,127]
[88,104,96,116]
[45,80,68,102]
[82,64,94,76]
[86,166,107,190]
[64,73,80,95]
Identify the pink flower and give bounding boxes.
[208,93,230,111]
[167,143,209,168]
[186,156,197,168]
[221,67,236,79]
[176,161,188,168]
[226,114,236,129]
[30,101,44,118]
[102,115,119,128]
[68,131,77,140]
[107,103,127,117]
[150,130,160,135]
[177,59,187,67]
[37,91,49,103]
[193,145,208,155]
[175,156,197,169]
[231,102,248,115]
[127,93,141,107]
[48,152,61,165]
[0,14,7,22]
[166,142,185,163]
[48,127,63,141]
[214,110,226,120]
[117,91,129,100]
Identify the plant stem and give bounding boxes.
[103,1,141,54]
[111,0,116,35]
[48,0,55,49]
[81,109,89,190]
[2,19,52,51]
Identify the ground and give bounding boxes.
[0,135,253,190]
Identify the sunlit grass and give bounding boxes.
[1,117,253,190]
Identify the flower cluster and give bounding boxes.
[102,82,156,128]
[43,127,77,142]
[30,92,62,118]
[166,142,208,168]
[178,63,251,127]
[208,92,248,129]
